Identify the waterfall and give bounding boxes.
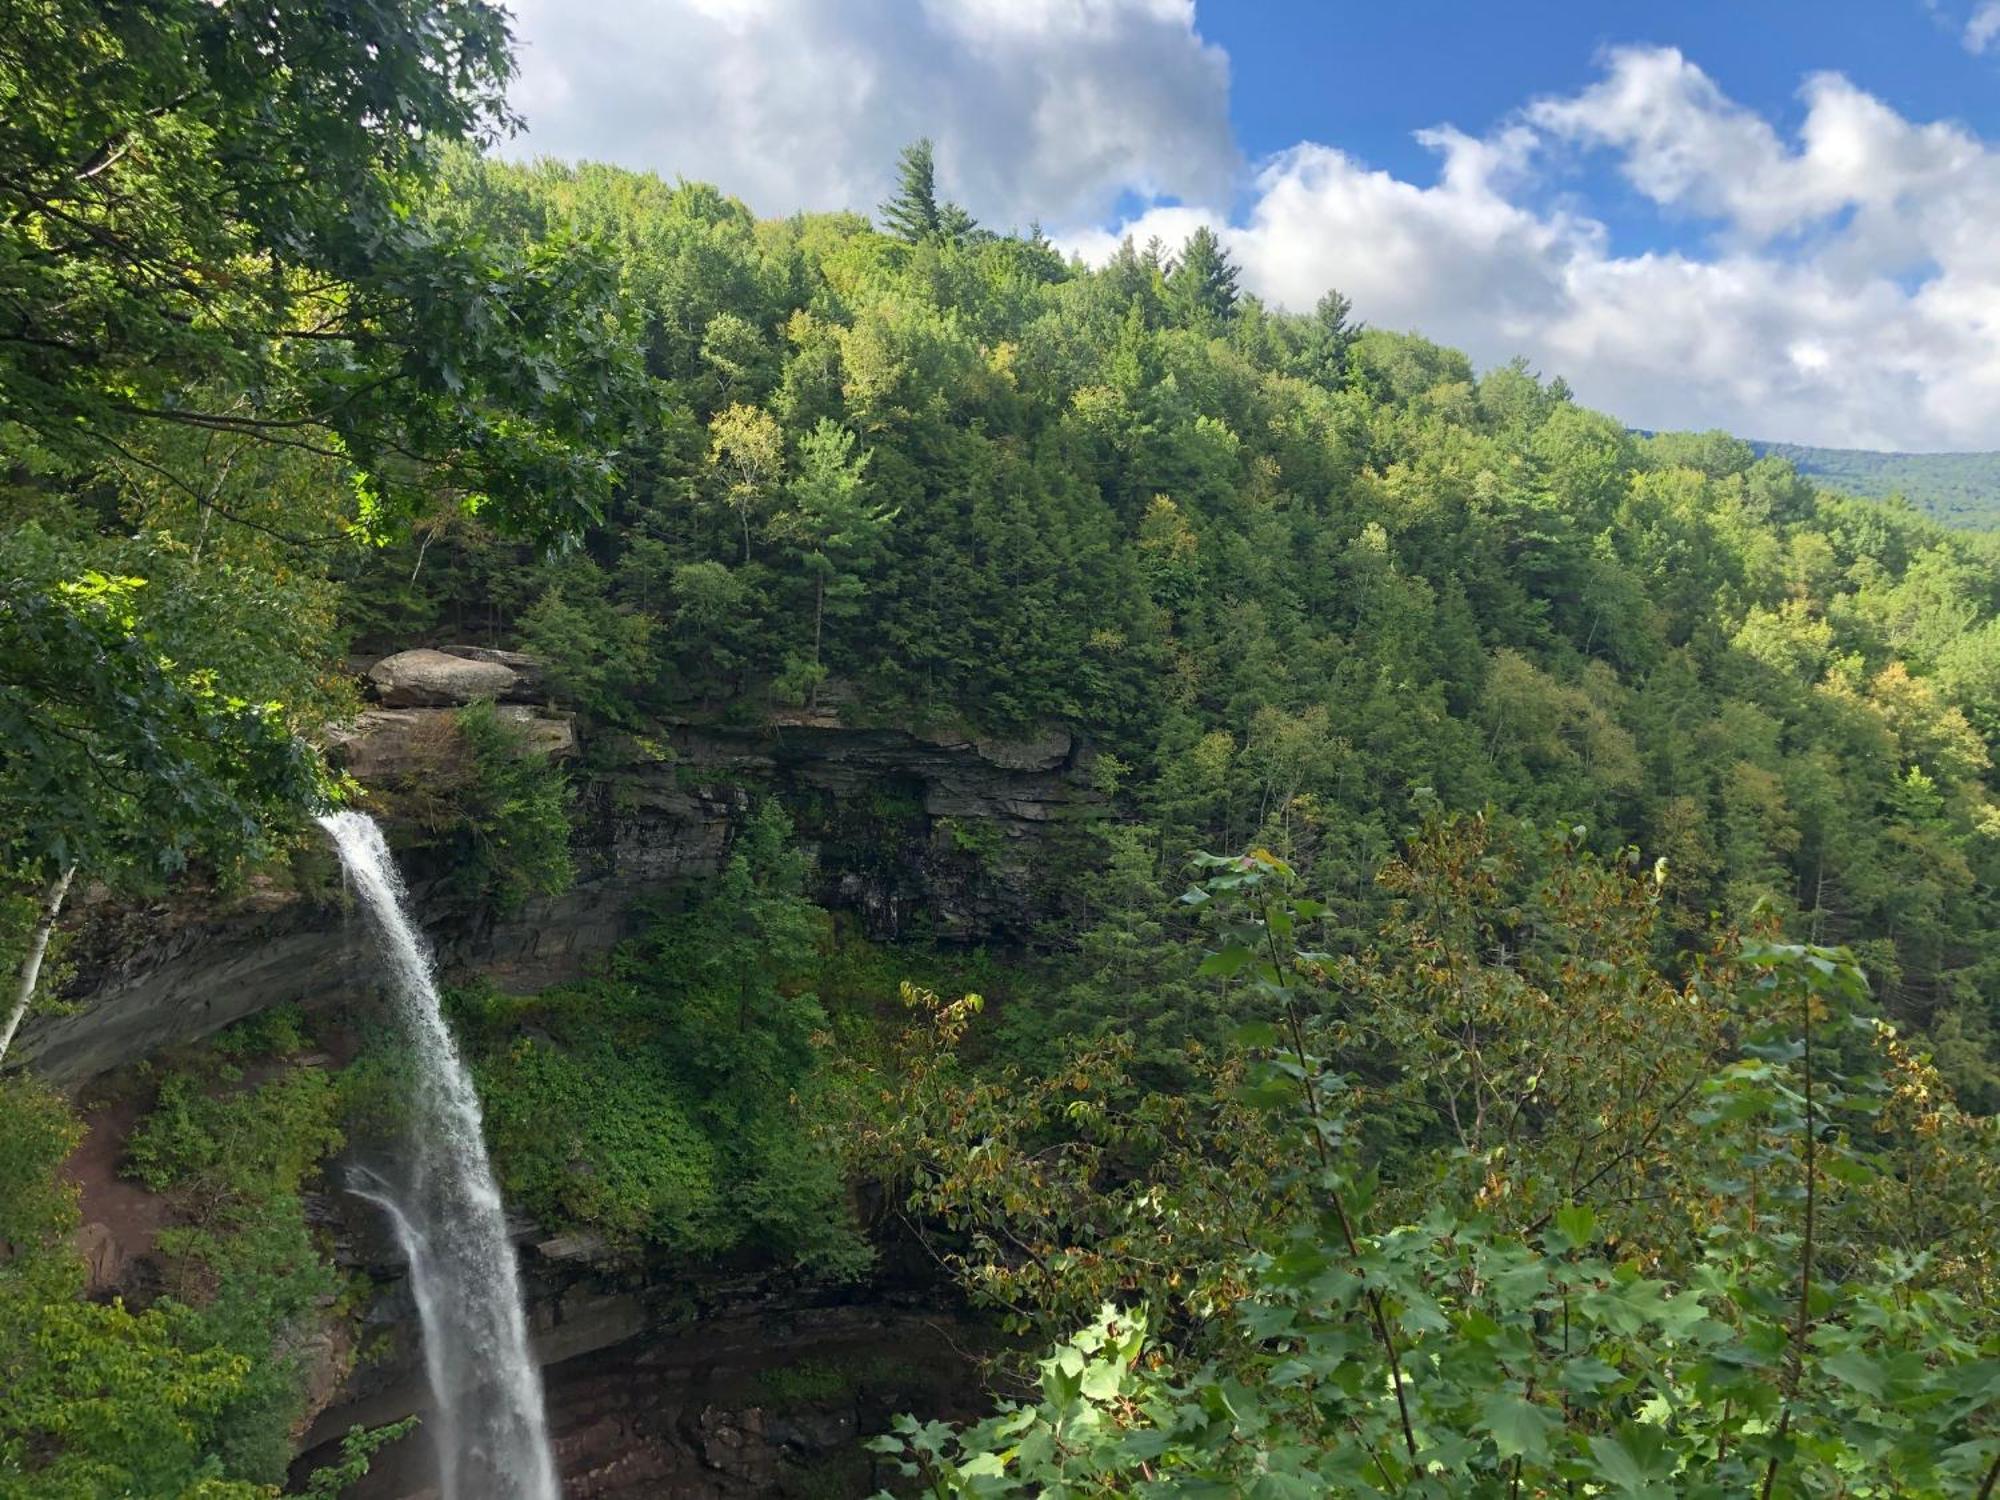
[318,810,559,1500]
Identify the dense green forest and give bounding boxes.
[1751,441,2000,531]
[2,5,1998,1496]
[349,149,2000,1112]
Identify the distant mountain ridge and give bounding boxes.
[1748,440,2000,530]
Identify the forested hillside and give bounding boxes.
[3,10,1998,1488]
[351,151,2000,1110]
[1750,441,2000,531]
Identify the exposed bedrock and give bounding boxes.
[365,646,544,706]
[61,1073,983,1500]
[12,651,1099,1086]
[22,650,1042,1497]
[295,1181,985,1500]
[300,1278,984,1500]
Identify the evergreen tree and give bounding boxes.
[1167,226,1241,328]
[768,420,893,709]
[880,138,943,242]
[1291,288,1357,388]
[880,138,982,245]
[937,199,984,246]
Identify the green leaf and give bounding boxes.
[1080,1356,1125,1401]
[1240,1302,1296,1341]
[1822,1349,1887,1401]
[1237,1077,1296,1111]
[1478,1391,1558,1462]
[1556,1356,1624,1396]
[1398,1292,1449,1335]
[1821,1154,1876,1186]
[1199,944,1255,978]
[1549,1203,1597,1251]
[1587,1425,1677,1493]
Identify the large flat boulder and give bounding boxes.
[437,645,545,697]
[974,724,1071,771]
[368,648,520,707]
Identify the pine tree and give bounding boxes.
[1291,288,1356,388]
[880,138,982,245]
[1167,226,1240,329]
[880,139,942,243]
[937,199,983,246]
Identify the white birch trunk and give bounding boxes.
[0,865,77,1068]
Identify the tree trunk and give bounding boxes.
[0,865,77,1068]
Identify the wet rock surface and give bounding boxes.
[55,1015,990,1500]
[298,1267,987,1500]
[24,651,1038,1495]
[64,1073,985,1500]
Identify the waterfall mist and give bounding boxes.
[318,810,559,1500]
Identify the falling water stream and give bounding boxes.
[318,810,559,1500]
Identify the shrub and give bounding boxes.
[479,1034,725,1249]
[376,697,575,913]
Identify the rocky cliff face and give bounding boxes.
[57,1056,983,1500]
[24,648,1067,1497]
[298,1182,986,1499]
[16,646,1100,1084]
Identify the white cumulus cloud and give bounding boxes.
[1074,47,2000,450]
[500,0,1236,228]
[502,8,2000,451]
[1966,1,2000,53]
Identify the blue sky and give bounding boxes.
[1210,1,1998,240]
[1214,3,2000,175]
[1206,0,2000,256]
[505,0,2000,451]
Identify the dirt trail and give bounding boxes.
[62,1087,168,1296]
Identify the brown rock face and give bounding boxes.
[20,632,1097,1083]
[74,1221,120,1289]
[324,705,575,781]
[299,1295,986,1500]
[496,703,576,759]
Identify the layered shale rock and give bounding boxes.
[13,650,1099,1085]
[325,703,576,781]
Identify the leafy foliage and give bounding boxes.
[369,698,575,913]
[469,803,867,1275]
[0,0,647,1067]
[0,0,643,540]
[3,91,1999,1497]
[353,154,2000,1100]
[0,1022,352,1498]
[1753,441,2000,530]
[865,839,2000,1496]
[0,524,326,888]
[299,1420,421,1500]
[120,1020,347,1485]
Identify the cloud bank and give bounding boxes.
[1072,47,2000,450]
[501,0,1235,228]
[505,5,2000,450]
